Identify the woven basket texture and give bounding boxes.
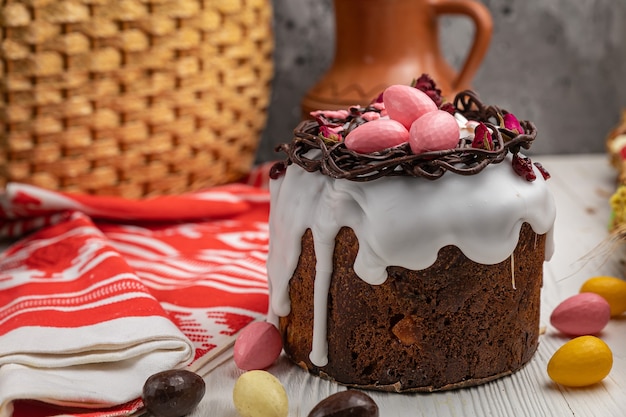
[0,0,274,198]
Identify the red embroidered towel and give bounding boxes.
[0,181,270,417]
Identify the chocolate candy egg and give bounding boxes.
[142,369,205,417]
[550,292,611,336]
[234,321,283,370]
[409,110,460,155]
[233,370,288,417]
[344,119,409,154]
[383,84,437,129]
[308,390,379,417]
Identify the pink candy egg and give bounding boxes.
[344,119,409,153]
[409,110,460,154]
[234,321,283,371]
[550,292,611,336]
[383,85,438,129]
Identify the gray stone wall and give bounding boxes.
[256,0,626,162]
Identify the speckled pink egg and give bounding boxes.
[383,85,438,129]
[550,292,611,336]
[234,321,283,371]
[344,119,409,154]
[409,110,460,154]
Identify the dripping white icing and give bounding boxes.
[267,155,556,367]
[511,253,516,290]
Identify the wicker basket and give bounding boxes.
[0,0,274,198]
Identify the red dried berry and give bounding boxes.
[269,161,287,180]
[533,162,551,180]
[512,154,536,181]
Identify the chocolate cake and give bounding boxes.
[266,80,556,392]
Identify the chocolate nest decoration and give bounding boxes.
[273,90,537,182]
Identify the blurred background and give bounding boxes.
[257,0,626,162]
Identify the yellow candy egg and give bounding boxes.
[233,370,288,417]
[580,276,626,316]
[547,335,613,387]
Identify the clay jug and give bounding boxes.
[301,0,492,116]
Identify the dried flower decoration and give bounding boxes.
[411,74,443,108]
[319,124,343,142]
[439,102,456,115]
[471,122,494,151]
[501,113,524,135]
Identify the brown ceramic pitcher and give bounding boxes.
[301,0,493,116]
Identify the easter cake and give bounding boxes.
[266,76,556,392]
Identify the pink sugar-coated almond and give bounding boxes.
[550,292,611,336]
[344,119,409,154]
[383,84,438,129]
[409,110,460,155]
[234,321,283,371]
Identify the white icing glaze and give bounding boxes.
[267,155,556,367]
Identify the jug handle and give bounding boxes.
[429,0,493,92]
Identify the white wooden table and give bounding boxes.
[1,154,625,416]
[193,154,626,417]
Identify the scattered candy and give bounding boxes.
[409,110,460,154]
[549,292,611,336]
[383,84,437,129]
[233,370,288,417]
[547,335,613,387]
[344,119,409,154]
[142,369,205,417]
[307,390,379,417]
[580,276,626,317]
[234,321,283,370]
